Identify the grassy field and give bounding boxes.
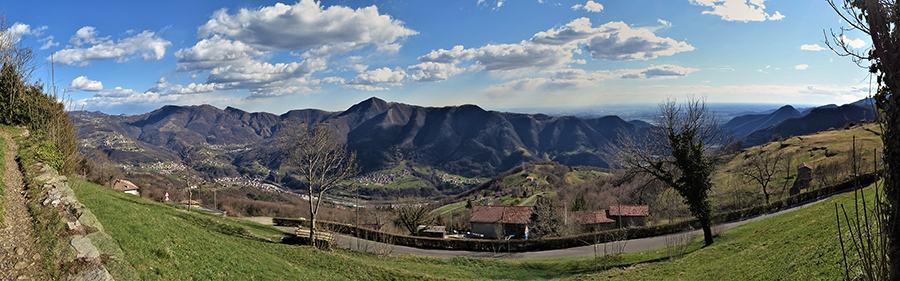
[72,170,873,280]
[71,178,620,280]
[571,183,879,280]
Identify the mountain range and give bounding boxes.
[74,97,876,196]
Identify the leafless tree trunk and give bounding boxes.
[279,120,357,248]
[740,148,783,204]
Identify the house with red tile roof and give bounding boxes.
[573,210,616,232]
[470,206,532,239]
[607,205,650,227]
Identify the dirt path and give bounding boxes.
[0,130,41,280]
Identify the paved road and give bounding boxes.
[246,190,845,259]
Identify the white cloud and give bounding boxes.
[622,64,699,78]
[795,64,809,70]
[586,22,695,60]
[572,1,604,12]
[658,19,672,26]
[689,0,785,22]
[50,28,171,66]
[347,64,369,73]
[407,62,465,82]
[65,76,103,92]
[174,35,263,72]
[3,22,47,43]
[346,67,406,87]
[801,44,826,51]
[197,0,417,55]
[341,84,389,91]
[420,42,574,72]
[838,35,867,49]
[485,65,698,96]
[206,58,328,86]
[38,35,59,50]
[530,17,618,45]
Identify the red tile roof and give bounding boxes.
[500,206,532,225]
[607,205,649,217]
[574,210,615,225]
[470,206,533,225]
[470,205,504,223]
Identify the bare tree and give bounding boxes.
[279,121,357,248]
[740,148,783,204]
[616,97,724,246]
[392,204,434,236]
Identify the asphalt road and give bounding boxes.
[245,190,843,259]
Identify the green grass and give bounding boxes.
[70,165,871,280]
[433,201,467,214]
[72,178,622,280]
[570,183,879,280]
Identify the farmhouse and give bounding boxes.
[112,179,140,196]
[469,206,532,239]
[573,210,616,232]
[607,205,650,228]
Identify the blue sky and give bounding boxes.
[2,0,873,114]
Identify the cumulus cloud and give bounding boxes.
[621,64,699,78]
[197,0,417,55]
[838,35,866,49]
[689,0,785,22]
[3,22,47,43]
[347,64,369,73]
[420,43,574,72]
[571,1,604,12]
[407,62,465,82]
[800,44,826,51]
[206,58,328,86]
[586,22,695,60]
[174,35,263,72]
[658,19,672,26]
[65,76,103,92]
[39,35,59,50]
[530,17,618,45]
[346,67,406,86]
[795,64,809,70]
[485,65,697,96]
[50,28,171,66]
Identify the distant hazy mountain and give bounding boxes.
[73,97,647,189]
[722,105,802,139]
[740,103,875,147]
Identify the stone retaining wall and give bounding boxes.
[32,163,118,281]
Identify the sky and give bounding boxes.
[1,0,875,115]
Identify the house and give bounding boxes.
[607,205,650,227]
[417,225,446,238]
[470,206,532,239]
[112,179,140,196]
[573,210,616,232]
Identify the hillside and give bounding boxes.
[69,161,874,280]
[722,105,801,139]
[741,104,875,147]
[73,97,647,198]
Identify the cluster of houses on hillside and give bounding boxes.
[468,204,649,239]
[353,170,411,186]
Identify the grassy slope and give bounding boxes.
[74,172,873,280]
[570,183,878,280]
[72,179,613,280]
[713,124,882,206]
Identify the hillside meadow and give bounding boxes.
[72,170,877,280]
